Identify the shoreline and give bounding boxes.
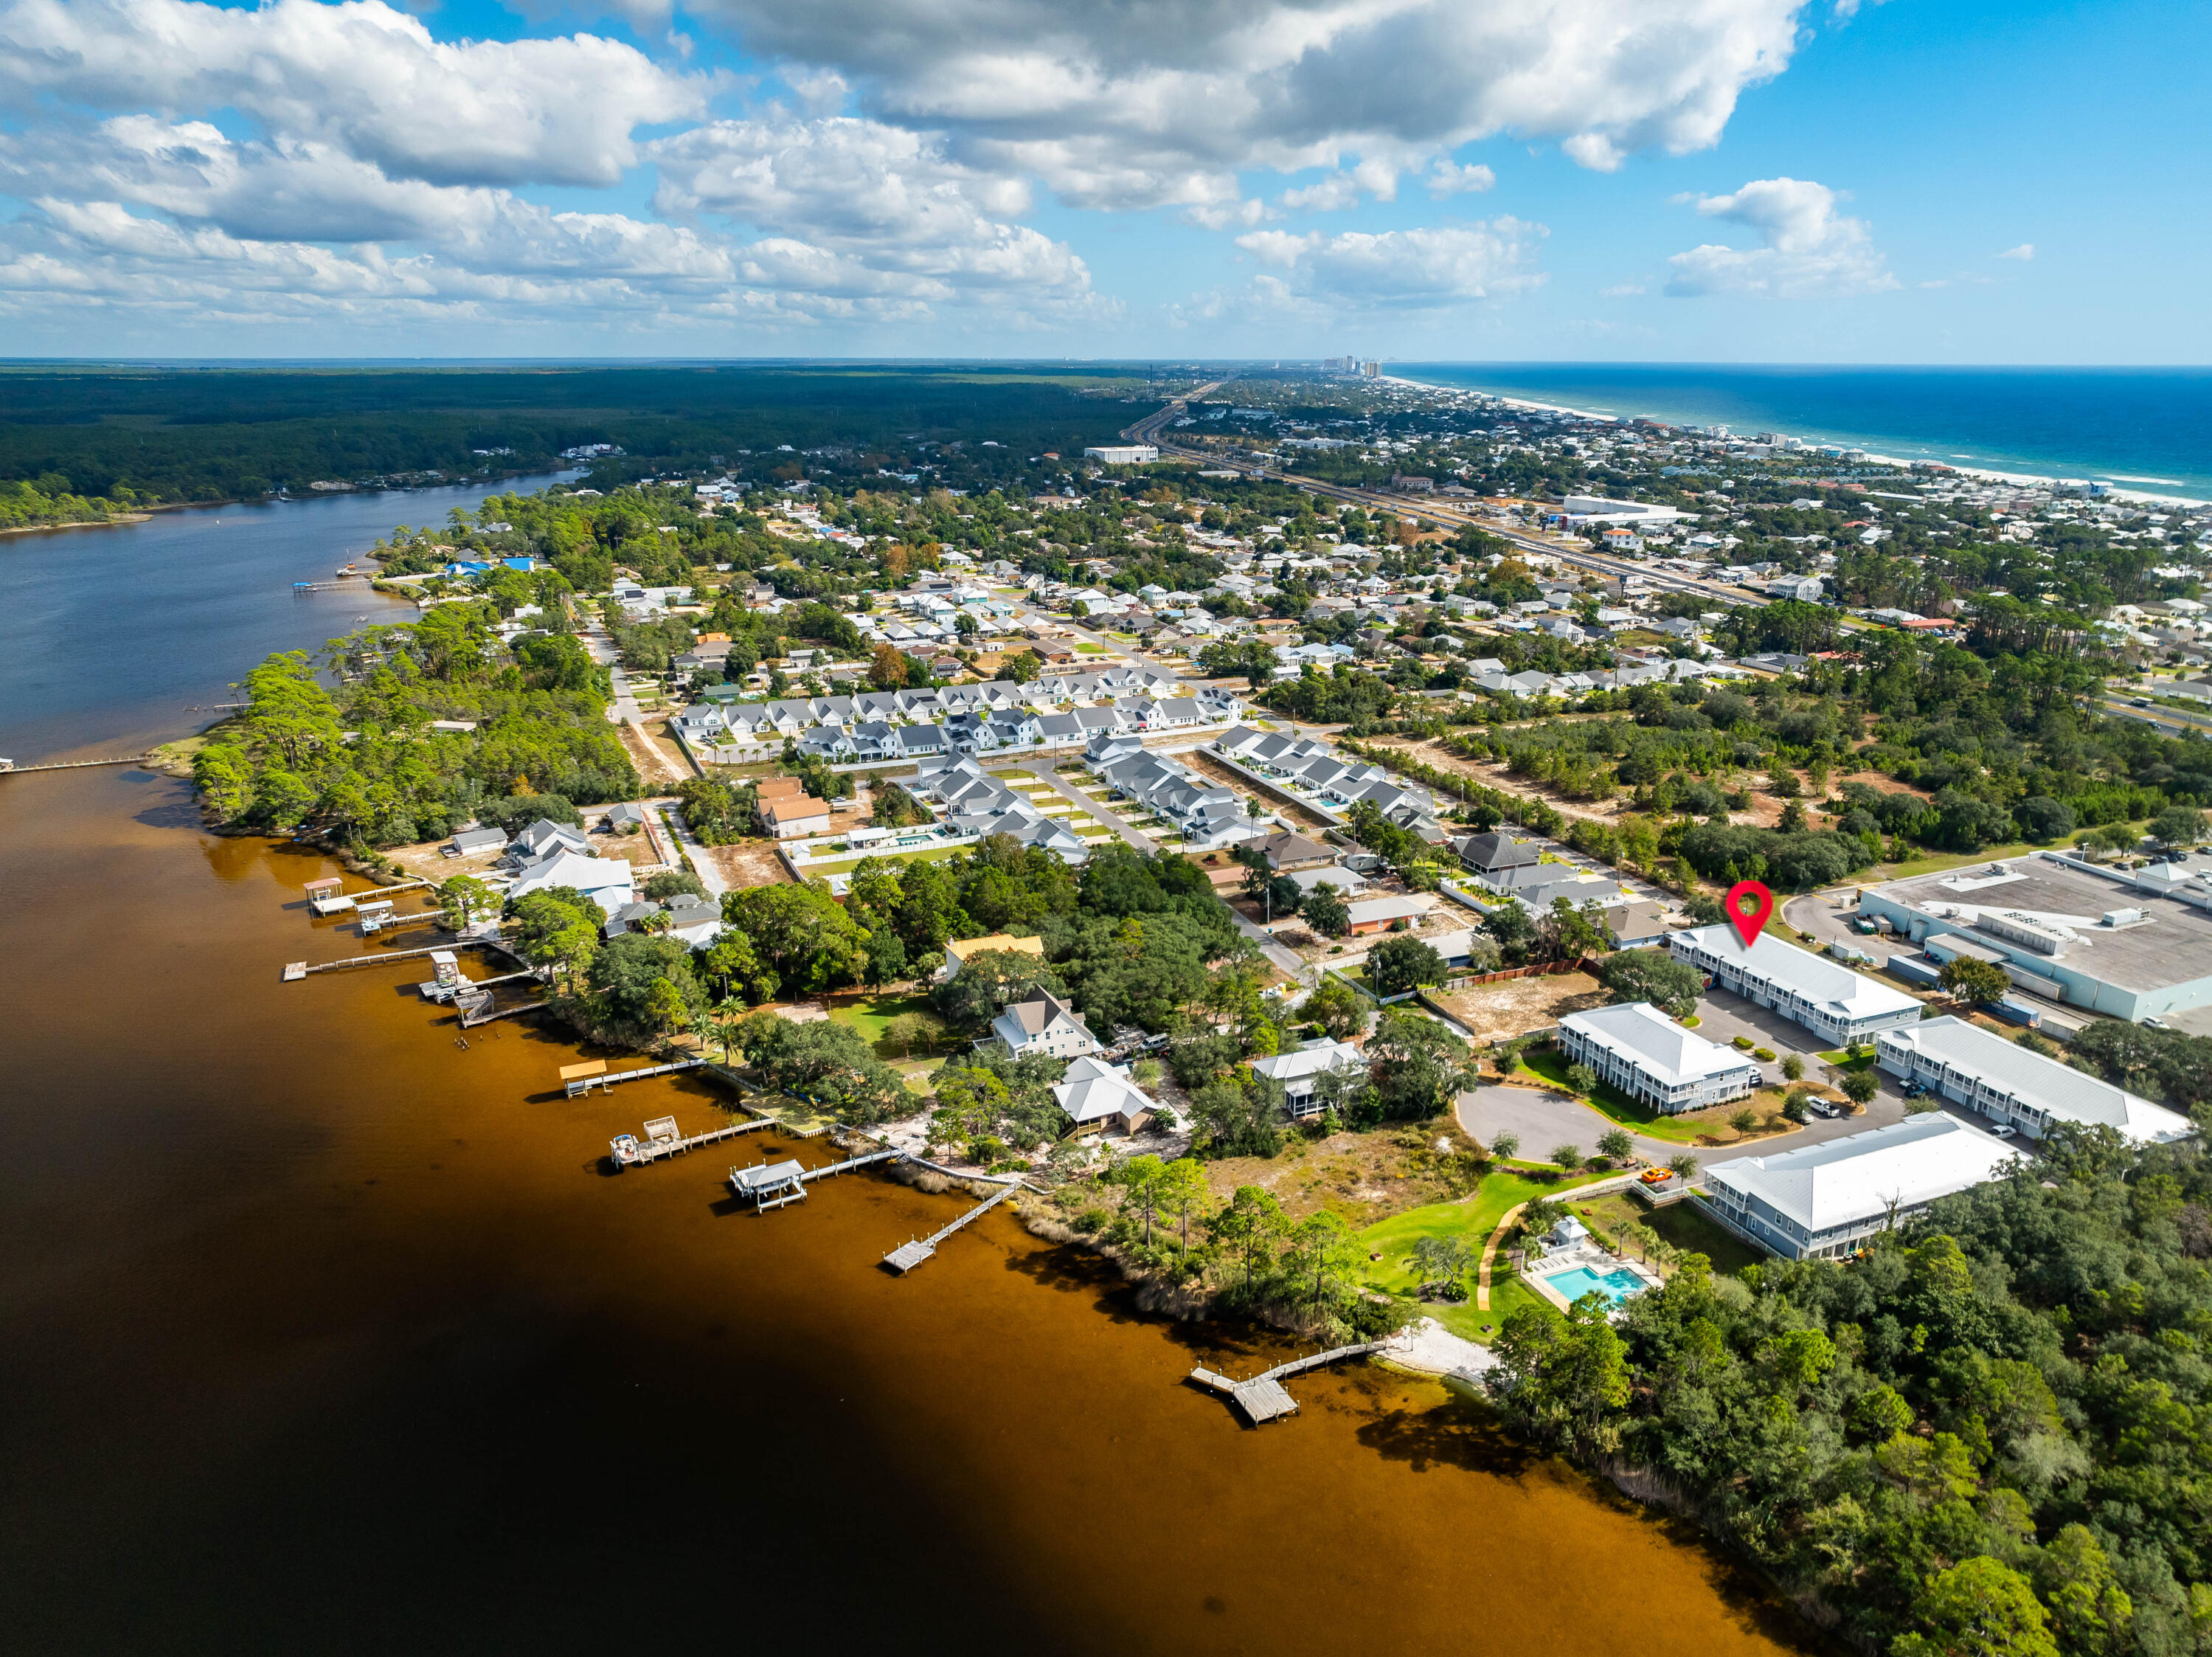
[0,467,574,539]
[1382,370,2212,510]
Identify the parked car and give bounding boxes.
[1989,1124,2019,1140]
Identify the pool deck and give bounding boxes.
[1529,1246,1665,1315]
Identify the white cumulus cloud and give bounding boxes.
[684,0,1807,209]
[1999,242,2034,260]
[1235,218,1546,307]
[0,0,712,188]
[1664,176,1895,298]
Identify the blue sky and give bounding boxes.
[0,0,2203,361]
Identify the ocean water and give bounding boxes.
[1393,364,2212,502]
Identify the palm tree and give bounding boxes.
[1668,1152,1699,1186]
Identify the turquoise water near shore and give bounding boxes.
[1395,364,2212,501]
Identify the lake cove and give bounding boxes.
[1,761,1818,1656]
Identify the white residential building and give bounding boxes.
[1705,1115,2022,1262]
[1247,1039,1367,1117]
[1875,1016,2191,1144]
[1670,924,1923,1045]
[990,988,1098,1059]
[1053,1056,1179,1134]
[1557,1003,1760,1114]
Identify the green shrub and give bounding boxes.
[1754,1047,1777,1062]
[1732,1035,1754,1051]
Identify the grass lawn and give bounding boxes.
[800,843,966,875]
[1512,1050,1710,1145]
[1570,1188,1764,1276]
[1818,1049,1877,1072]
[1073,642,1108,654]
[1868,841,2040,882]
[827,992,954,1062]
[1351,1166,1613,1341]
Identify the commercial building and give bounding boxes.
[1557,1003,1761,1114]
[1856,851,2212,1025]
[1083,445,1159,465]
[1705,1115,2022,1262]
[1875,1016,2191,1144]
[1670,924,1922,1046]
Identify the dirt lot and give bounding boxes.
[1203,1121,1482,1226]
[1178,748,1335,832]
[1432,969,1608,1043]
[621,719,692,786]
[700,840,791,889]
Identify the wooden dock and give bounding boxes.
[1188,1340,1395,1425]
[564,1056,707,1097]
[305,877,430,916]
[611,1113,774,1168]
[282,938,524,979]
[0,754,156,775]
[882,1177,1024,1273]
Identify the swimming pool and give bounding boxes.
[1540,1265,1649,1307]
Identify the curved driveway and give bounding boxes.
[1455,1076,1910,1175]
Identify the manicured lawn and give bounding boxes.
[1817,1049,1877,1072]
[801,843,966,875]
[828,992,953,1062]
[1073,642,1108,654]
[1571,1188,1764,1276]
[1351,1166,1614,1341]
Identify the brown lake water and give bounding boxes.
[0,483,1818,1654]
[0,765,1819,1656]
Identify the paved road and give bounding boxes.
[1456,1075,1910,1174]
[1782,889,1910,965]
[1016,756,1312,984]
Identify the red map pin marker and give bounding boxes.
[1724,879,1774,949]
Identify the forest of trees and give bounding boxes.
[1491,1127,2212,1657]
[191,606,635,846]
[0,363,1143,508]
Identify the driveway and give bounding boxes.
[1017,757,1312,986]
[1683,987,1834,1083]
[1783,890,1909,965]
[1455,1069,1910,1174]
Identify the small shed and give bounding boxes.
[1547,1214,1590,1250]
[450,826,507,857]
[429,949,462,988]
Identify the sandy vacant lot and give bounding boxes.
[1432,969,1608,1044]
[701,840,791,889]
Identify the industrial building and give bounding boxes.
[1705,1115,2022,1261]
[1669,924,1923,1046]
[1856,851,2212,1027]
[1875,1016,2191,1144]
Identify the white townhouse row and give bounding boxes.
[909,756,1092,862]
[1875,1016,2191,1144]
[1669,923,1924,1047]
[672,671,1244,762]
[1210,727,1444,841]
[1706,1115,2022,1262]
[1086,733,1251,848]
[1557,1002,1761,1114]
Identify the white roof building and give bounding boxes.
[1876,1016,2191,1144]
[1670,924,1922,1045]
[1558,1002,1760,1115]
[1052,1056,1179,1134]
[1706,1115,2022,1261]
[505,849,636,916]
[1247,1039,1366,1117]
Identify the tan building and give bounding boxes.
[756,776,831,840]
